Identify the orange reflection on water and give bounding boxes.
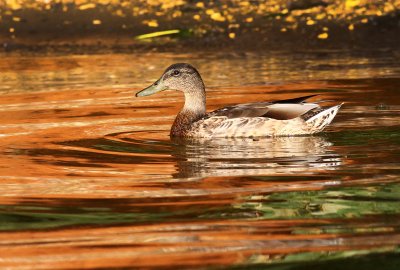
[0,219,399,269]
[0,53,400,268]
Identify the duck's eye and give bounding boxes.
[172,70,180,76]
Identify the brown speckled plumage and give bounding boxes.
[136,63,342,138]
[170,109,204,137]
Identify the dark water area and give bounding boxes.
[1,0,400,52]
[0,50,399,269]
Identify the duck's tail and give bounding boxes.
[304,103,343,133]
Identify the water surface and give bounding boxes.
[0,50,399,269]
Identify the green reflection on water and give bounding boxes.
[3,183,400,231]
[328,128,400,147]
[234,248,400,270]
[237,182,400,222]
[0,208,163,231]
[0,203,248,231]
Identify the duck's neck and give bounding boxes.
[170,90,206,137]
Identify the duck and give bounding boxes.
[135,63,342,138]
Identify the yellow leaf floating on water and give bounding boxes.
[285,15,295,23]
[193,14,200,21]
[245,17,253,23]
[147,0,161,6]
[361,18,368,23]
[228,32,235,39]
[147,20,159,27]
[206,9,214,15]
[6,0,21,10]
[97,0,112,4]
[348,24,354,30]
[162,0,185,10]
[79,3,96,10]
[227,14,234,21]
[345,0,361,10]
[383,2,395,13]
[172,10,182,18]
[92,19,102,25]
[210,12,225,22]
[318,32,329,39]
[135,29,180,40]
[196,2,204,8]
[114,9,124,17]
[306,19,315,25]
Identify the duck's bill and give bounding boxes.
[135,79,166,97]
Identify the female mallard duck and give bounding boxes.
[136,63,342,138]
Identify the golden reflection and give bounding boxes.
[0,52,399,269]
[0,53,398,200]
[1,52,400,94]
[0,218,398,269]
[172,136,341,179]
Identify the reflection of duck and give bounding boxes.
[172,136,341,178]
[136,63,342,138]
[100,131,340,179]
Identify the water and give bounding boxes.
[0,50,399,269]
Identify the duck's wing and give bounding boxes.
[206,95,320,120]
[271,94,317,104]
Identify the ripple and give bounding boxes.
[0,53,399,269]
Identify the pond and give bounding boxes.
[0,50,399,269]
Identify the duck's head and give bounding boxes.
[136,63,205,97]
